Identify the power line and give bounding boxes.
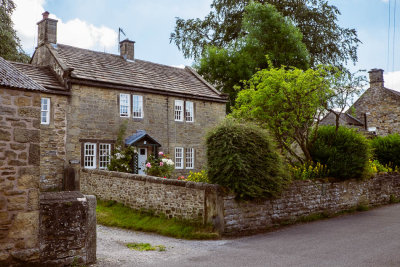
[394,0,397,71]
[388,0,391,72]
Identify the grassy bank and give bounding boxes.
[96,199,219,240]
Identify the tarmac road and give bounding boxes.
[94,203,400,267]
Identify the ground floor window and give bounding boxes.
[175,147,195,170]
[185,148,194,169]
[82,140,114,170]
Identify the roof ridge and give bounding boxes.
[185,66,222,96]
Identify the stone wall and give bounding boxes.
[67,85,226,176]
[40,93,68,191]
[39,191,96,265]
[81,169,224,227]
[0,88,41,264]
[223,174,400,234]
[81,169,400,235]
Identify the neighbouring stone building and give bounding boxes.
[321,68,400,136]
[26,11,226,185]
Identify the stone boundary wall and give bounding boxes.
[80,169,224,228]
[39,191,96,265]
[80,169,400,235]
[223,174,400,234]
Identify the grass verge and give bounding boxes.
[96,199,219,240]
[126,242,166,251]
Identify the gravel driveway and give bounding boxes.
[93,203,400,267]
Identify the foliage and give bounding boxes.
[194,2,309,109]
[145,152,175,178]
[186,170,210,183]
[309,126,371,180]
[126,242,166,252]
[232,64,336,163]
[108,122,137,173]
[96,199,219,240]
[370,134,400,168]
[0,0,30,62]
[205,118,289,199]
[288,162,329,181]
[171,0,360,68]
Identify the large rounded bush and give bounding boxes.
[206,119,289,199]
[371,134,400,168]
[309,126,371,180]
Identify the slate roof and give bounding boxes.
[11,62,66,91]
[51,44,225,101]
[125,130,161,146]
[342,112,364,126]
[0,56,46,91]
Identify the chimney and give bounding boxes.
[119,39,135,60]
[368,68,384,88]
[37,11,58,46]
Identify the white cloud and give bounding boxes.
[12,0,118,55]
[384,71,400,91]
[171,64,185,69]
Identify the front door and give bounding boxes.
[138,148,147,175]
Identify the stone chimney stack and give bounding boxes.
[368,68,384,88]
[37,11,58,46]
[119,39,135,60]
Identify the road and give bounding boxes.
[94,203,400,267]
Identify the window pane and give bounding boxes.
[120,93,130,117]
[41,98,50,124]
[175,147,183,169]
[132,95,143,118]
[175,100,183,121]
[185,101,194,122]
[185,148,194,169]
[99,144,111,169]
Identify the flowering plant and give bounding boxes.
[145,152,175,178]
[108,145,136,173]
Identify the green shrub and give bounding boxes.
[371,134,400,168]
[186,170,210,183]
[309,126,371,180]
[206,119,289,199]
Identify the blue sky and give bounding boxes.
[12,0,400,88]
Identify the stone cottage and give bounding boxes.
[321,68,400,136]
[26,11,227,188]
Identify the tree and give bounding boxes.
[0,0,30,62]
[171,0,360,68]
[231,64,336,164]
[195,2,310,109]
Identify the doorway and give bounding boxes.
[138,147,147,175]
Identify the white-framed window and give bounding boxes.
[175,147,183,169]
[99,143,111,169]
[132,95,143,118]
[185,101,194,122]
[185,148,194,169]
[41,98,50,124]
[120,93,130,117]
[84,143,96,169]
[174,100,184,121]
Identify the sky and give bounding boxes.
[10,0,400,89]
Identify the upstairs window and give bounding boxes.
[99,143,111,169]
[185,148,194,169]
[120,93,130,117]
[84,143,96,169]
[185,101,194,122]
[132,95,143,118]
[41,98,50,124]
[175,100,184,121]
[175,147,183,169]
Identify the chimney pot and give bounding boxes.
[120,39,135,61]
[42,11,49,19]
[368,68,384,88]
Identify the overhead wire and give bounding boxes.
[393,0,397,71]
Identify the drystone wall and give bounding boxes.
[39,191,96,265]
[81,169,224,227]
[82,169,400,235]
[223,174,400,234]
[0,88,41,264]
